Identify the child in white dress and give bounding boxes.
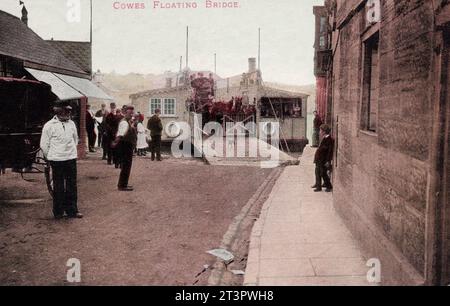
[136,115,148,156]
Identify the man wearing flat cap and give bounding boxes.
[112,105,137,191]
[40,100,83,219]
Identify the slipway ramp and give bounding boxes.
[195,136,299,168]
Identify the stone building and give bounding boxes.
[315,0,449,285]
[130,83,192,140]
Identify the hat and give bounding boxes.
[320,124,331,134]
[123,105,135,111]
[54,100,72,110]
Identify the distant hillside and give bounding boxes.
[94,70,221,106]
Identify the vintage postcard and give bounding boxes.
[0,0,449,293]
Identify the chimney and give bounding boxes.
[248,58,257,73]
[21,3,28,26]
[165,77,173,88]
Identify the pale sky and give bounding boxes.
[1,0,323,85]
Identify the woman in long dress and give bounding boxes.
[136,115,148,156]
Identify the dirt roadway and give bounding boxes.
[0,154,275,285]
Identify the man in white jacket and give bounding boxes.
[40,100,83,219]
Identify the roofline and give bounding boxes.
[130,85,191,99]
[0,10,21,20]
[130,84,310,100]
[261,85,310,98]
[24,61,91,80]
[0,50,90,78]
[0,10,88,75]
[260,95,309,99]
[47,40,91,44]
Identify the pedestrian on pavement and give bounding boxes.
[112,105,137,191]
[312,124,334,193]
[312,111,323,148]
[147,109,163,161]
[86,104,97,153]
[136,114,148,156]
[95,103,109,158]
[40,100,83,219]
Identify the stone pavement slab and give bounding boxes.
[244,147,374,286]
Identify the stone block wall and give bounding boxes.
[331,0,436,284]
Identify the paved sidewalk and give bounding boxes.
[244,147,372,286]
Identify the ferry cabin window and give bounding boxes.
[260,99,302,119]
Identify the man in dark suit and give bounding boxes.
[112,105,137,191]
[313,124,334,192]
[104,103,119,165]
[95,103,109,159]
[86,104,97,153]
[147,109,163,161]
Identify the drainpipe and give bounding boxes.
[424,27,448,286]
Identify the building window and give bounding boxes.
[163,98,176,116]
[150,98,176,116]
[150,98,161,115]
[0,56,22,77]
[361,32,380,133]
[319,36,326,48]
[0,57,12,77]
[320,17,327,33]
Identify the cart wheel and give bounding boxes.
[45,163,53,198]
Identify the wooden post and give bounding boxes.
[77,96,87,159]
[186,26,189,69]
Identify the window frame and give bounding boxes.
[163,98,177,117]
[260,98,303,119]
[359,25,380,135]
[149,98,177,117]
[149,98,162,116]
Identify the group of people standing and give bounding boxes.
[40,100,164,220]
[92,103,164,190]
[88,103,163,165]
